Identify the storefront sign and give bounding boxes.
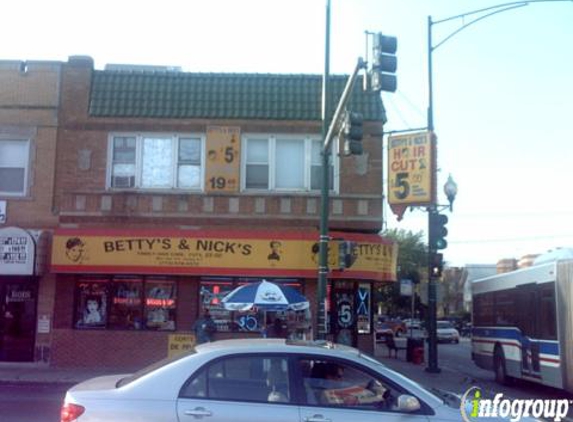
[387,131,435,220]
[51,229,398,281]
[168,334,196,358]
[205,126,241,193]
[0,227,35,275]
[356,283,371,334]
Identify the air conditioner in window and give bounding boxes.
[112,175,135,188]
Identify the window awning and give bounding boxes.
[0,227,50,276]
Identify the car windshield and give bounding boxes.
[437,321,453,329]
[116,350,197,388]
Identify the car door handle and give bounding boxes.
[304,414,332,422]
[184,407,213,417]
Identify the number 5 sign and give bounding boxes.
[387,131,435,218]
[205,126,241,193]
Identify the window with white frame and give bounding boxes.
[0,139,30,196]
[243,136,336,192]
[109,134,203,190]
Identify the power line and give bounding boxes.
[453,210,573,218]
[450,233,573,244]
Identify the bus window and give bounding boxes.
[493,290,515,326]
[539,284,557,340]
[516,284,539,338]
[473,293,494,326]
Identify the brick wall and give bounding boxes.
[0,60,60,228]
[50,274,202,369]
[54,56,384,232]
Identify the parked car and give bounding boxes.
[375,317,407,342]
[436,320,460,343]
[403,318,422,330]
[61,338,474,422]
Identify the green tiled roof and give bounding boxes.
[89,71,386,122]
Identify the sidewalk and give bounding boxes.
[0,359,475,393]
[0,359,474,390]
[374,350,476,395]
[0,349,476,390]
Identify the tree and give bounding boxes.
[375,228,428,318]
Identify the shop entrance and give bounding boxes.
[0,279,37,362]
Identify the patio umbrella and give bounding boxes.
[221,280,309,312]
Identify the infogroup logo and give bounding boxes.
[460,387,571,422]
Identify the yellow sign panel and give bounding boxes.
[51,229,398,281]
[168,334,196,358]
[205,126,241,192]
[387,131,433,205]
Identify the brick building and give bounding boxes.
[0,60,60,362]
[2,56,397,369]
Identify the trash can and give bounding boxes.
[406,337,424,363]
[412,344,424,365]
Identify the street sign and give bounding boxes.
[400,279,413,296]
[387,131,435,219]
[419,282,443,305]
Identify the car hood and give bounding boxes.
[437,329,458,334]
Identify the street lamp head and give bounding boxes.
[443,174,458,212]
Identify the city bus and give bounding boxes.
[471,255,573,393]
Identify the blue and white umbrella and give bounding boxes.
[221,280,309,312]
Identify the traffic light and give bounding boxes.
[429,212,448,250]
[338,240,358,270]
[341,111,364,156]
[371,32,397,93]
[431,253,444,278]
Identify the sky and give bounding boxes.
[3,0,572,267]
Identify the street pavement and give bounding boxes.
[0,338,571,403]
[374,337,480,394]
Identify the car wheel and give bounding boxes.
[494,347,512,385]
[454,338,459,344]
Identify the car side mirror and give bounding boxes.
[396,394,421,412]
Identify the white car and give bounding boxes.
[436,321,460,344]
[61,338,484,422]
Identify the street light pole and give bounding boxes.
[424,0,571,372]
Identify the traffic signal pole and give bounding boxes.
[317,0,331,341]
[426,209,440,372]
[317,2,397,340]
[317,56,367,339]
[425,14,441,373]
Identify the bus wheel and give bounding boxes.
[494,348,511,385]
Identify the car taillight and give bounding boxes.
[61,403,85,422]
